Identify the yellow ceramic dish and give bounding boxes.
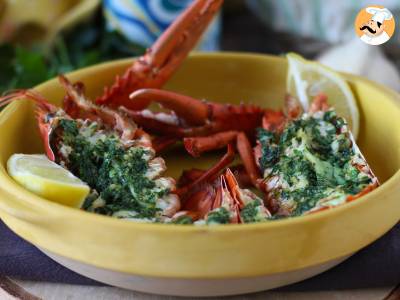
[0,0,100,45]
[0,53,399,294]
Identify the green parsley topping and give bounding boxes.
[206,207,231,225]
[171,215,194,225]
[257,110,373,216]
[240,200,268,223]
[56,119,169,218]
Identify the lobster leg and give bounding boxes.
[96,0,223,109]
[179,164,253,190]
[129,88,208,126]
[184,131,238,157]
[184,131,261,187]
[123,108,235,138]
[180,184,216,220]
[224,168,244,208]
[122,108,188,137]
[236,132,260,186]
[178,169,208,187]
[219,174,241,223]
[129,89,264,135]
[176,143,235,198]
[152,136,179,153]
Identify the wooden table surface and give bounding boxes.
[0,276,399,300]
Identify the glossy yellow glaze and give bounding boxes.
[0,53,399,279]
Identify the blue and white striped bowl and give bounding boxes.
[103,0,221,50]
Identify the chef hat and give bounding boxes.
[366,7,393,24]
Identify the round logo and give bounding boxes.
[354,5,395,46]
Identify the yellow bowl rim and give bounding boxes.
[0,52,399,235]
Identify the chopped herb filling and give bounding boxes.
[257,110,373,216]
[55,119,169,218]
[171,215,194,225]
[206,207,231,225]
[240,200,268,223]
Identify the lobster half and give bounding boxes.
[0,77,183,221]
[0,75,243,223]
[179,95,379,218]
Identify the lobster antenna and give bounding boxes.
[0,89,52,111]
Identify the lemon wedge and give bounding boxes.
[286,52,359,138]
[7,154,90,208]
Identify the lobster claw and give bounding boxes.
[96,0,223,110]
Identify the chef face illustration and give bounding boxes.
[358,7,394,46]
[360,19,385,37]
